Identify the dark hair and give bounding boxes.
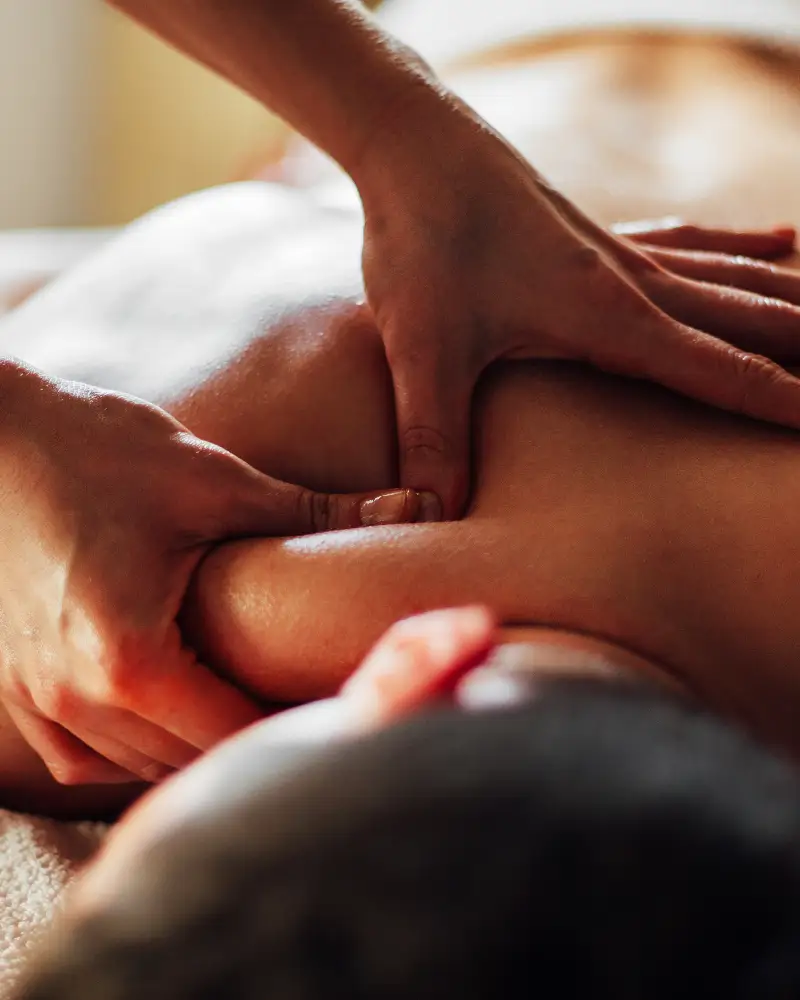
[17,680,800,1000]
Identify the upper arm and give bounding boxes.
[182,522,491,704]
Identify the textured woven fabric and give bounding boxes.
[0,810,108,999]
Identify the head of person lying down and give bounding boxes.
[13,609,800,1000]
[4,4,800,822]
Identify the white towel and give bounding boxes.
[0,810,108,999]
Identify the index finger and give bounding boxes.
[615,221,796,259]
[597,314,800,429]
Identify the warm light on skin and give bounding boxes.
[69,610,676,920]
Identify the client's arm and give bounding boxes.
[181,522,489,704]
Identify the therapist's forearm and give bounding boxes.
[106,0,445,185]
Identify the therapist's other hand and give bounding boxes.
[359,96,800,516]
[0,363,428,786]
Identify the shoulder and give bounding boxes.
[0,182,366,398]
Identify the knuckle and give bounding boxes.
[95,637,146,707]
[139,761,174,785]
[33,684,77,726]
[104,665,131,703]
[728,350,778,409]
[105,660,138,706]
[403,425,448,459]
[47,754,95,787]
[297,489,332,533]
[625,250,663,282]
[573,245,603,275]
[311,492,332,533]
[731,349,766,377]
[659,223,701,244]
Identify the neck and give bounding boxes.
[592,387,800,758]
[473,362,800,759]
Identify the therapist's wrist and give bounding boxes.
[349,80,494,211]
[344,64,457,192]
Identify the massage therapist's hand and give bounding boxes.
[105,0,800,516]
[0,361,426,786]
[359,96,800,515]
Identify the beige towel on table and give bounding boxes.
[0,810,108,999]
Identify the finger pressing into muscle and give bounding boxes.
[595,311,800,429]
[639,249,800,307]
[195,443,439,540]
[615,220,796,259]
[5,703,137,785]
[389,345,473,520]
[641,274,800,362]
[243,484,443,533]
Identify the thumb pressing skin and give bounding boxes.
[358,489,442,527]
[217,463,444,540]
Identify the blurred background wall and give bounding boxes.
[0,0,288,228]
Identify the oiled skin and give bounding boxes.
[2,33,800,817]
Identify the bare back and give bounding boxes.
[4,27,800,815]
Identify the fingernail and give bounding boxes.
[416,491,442,523]
[359,490,411,527]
